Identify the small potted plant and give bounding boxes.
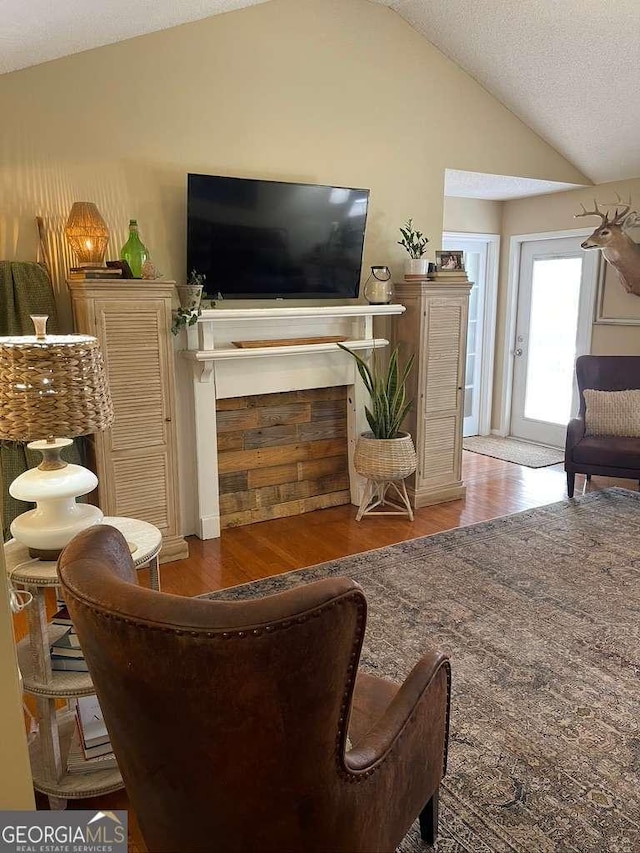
[398,219,429,277]
[339,343,417,518]
[172,270,205,336]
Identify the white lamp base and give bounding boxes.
[8,438,103,558]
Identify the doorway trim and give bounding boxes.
[443,231,500,436]
[496,228,600,437]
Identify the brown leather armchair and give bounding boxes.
[58,526,451,853]
[565,355,640,497]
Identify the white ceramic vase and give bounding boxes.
[404,258,429,277]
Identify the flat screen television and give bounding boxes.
[187,174,370,299]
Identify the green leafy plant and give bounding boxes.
[187,269,206,288]
[398,219,429,259]
[339,344,414,439]
[171,306,200,336]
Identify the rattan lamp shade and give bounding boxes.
[64,202,109,267]
[0,334,114,442]
[0,324,115,557]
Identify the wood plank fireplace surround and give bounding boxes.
[182,305,402,539]
[182,286,469,540]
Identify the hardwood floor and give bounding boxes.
[151,451,635,598]
[29,452,638,849]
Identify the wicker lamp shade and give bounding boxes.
[0,333,114,442]
[64,202,109,266]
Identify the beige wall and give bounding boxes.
[0,545,35,808]
[443,197,502,235]
[0,0,588,531]
[494,178,640,427]
[0,0,585,320]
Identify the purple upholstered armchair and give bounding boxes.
[565,355,640,497]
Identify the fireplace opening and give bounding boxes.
[216,387,350,529]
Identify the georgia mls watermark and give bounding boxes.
[0,811,127,853]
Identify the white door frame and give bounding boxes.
[496,228,601,437]
[443,231,500,436]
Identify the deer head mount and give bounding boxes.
[575,195,640,297]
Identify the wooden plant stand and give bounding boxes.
[356,478,414,521]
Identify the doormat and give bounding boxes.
[463,435,564,468]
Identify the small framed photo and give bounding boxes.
[435,250,464,272]
[106,259,134,279]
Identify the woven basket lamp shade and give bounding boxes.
[0,315,114,558]
[64,201,109,267]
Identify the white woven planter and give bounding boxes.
[354,432,417,481]
[176,283,203,311]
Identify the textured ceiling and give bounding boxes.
[2,0,639,184]
[0,0,271,75]
[444,170,584,202]
[382,0,640,184]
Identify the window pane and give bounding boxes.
[524,257,581,425]
[467,319,477,355]
[464,386,474,417]
[466,352,475,380]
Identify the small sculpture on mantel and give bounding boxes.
[141,258,162,280]
[575,194,640,296]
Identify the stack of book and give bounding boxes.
[68,266,123,281]
[429,268,469,282]
[67,695,117,774]
[50,606,88,672]
[403,270,469,283]
[403,273,431,282]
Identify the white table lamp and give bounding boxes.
[0,315,114,559]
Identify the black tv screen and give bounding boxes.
[187,174,369,299]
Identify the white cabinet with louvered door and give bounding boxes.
[68,280,188,563]
[393,280,472,508]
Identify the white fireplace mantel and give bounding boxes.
[181,303,405,538]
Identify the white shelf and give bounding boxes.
[5,516,161,807]
[30,714,123,801]
[5,517,162,587]
[181,336,388,363]
[197,304,405,322]
[17,627,95,697]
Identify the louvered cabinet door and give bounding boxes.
[94,299,171,521]
[393,281,471,508]
[418,295,468,492]
[69,282,188,563]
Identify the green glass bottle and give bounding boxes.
[120,219,149,278]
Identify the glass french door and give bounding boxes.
[510,236,598,447]
[442,235,488,437]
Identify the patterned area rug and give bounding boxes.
[205,489,640,852]
[463,436,564,468]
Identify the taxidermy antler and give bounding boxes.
[575,194,640,296]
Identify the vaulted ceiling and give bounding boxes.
[3,0,639,184]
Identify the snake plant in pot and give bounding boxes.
[338,344,417,484]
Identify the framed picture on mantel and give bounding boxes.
[435,250,464,272]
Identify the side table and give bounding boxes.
[5,516,162,808]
